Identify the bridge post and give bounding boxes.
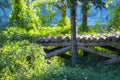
[70,5,78,64]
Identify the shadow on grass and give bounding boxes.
[23,55,120,80]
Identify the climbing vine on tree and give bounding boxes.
[10,0,40,30]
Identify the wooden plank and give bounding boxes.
[56,36,63,42]
[104,57,120,64]
[99,36,106,42]
[37,33,120,43]
[37,38,44,43]
[78,46,118,58]
[44,37,50,42]
[50,37,57,42]
[64,36,70,42]
[70,6,78,63]
[45,46,71,58]
[41,42,120,46]
[44,46,63,53]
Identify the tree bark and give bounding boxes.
[45,46,71,58]
[81,2,89,32]
[70,7,78,63]
[82,11,88,31]
[104,57,120,64]
[78,46,118,58]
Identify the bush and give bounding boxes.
[108,3,120,31]
[0,27,120,80]
[57,16,70,27]
[10,0,41,30]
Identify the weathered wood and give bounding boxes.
[37,38,44,43]
[71,6,78,63]
[44,37,50,42]
[77,37,80,42]
[78,46,118,58]
[45,46,71,58]
[44,46,63,53]
[104,57,120,64]
[50,37,57,42]
[77,36,82,42]
[56,36,63,42]
[41,42,120,46]
[92,36,99,42]
[105,36,111,42]
[99,36,106,42]
[64,36,70,42]
[81,36,88,43]
[38,33,120,43]
[113,35,119,42]
[87,37,93,42]
[60,36,67,42]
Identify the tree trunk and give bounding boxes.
[61,6,66,19]
[55,4,68,27]
[70,7,78,63]
[82,11,88,31]
[81,2,89,32]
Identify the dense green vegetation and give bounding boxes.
[108,3,120,31]
[0,0,120,80]
[0,26,120,80]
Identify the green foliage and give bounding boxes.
[40,5,56,26]
[80,0,105,32]
[108,3,120,31]
[0,26,120,80]
[81,1,90,13]
[77,25,90,34]
[38,26,70,36]
[35,55,120,80]
[10,0,41,30]
[0,0,120,79]
[0,28,43,80]
[57,16,70,27]
[78,21,108,34]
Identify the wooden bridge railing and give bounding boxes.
[37,33,120,64]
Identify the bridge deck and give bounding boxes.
[37,33,120,64]
[37,33,120,46]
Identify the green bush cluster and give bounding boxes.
[57,16,70,27]
[10,0,41,30]
[77,24,107,35]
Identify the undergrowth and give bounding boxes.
[0,27,120,80]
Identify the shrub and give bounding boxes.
[10,0,40,30]
[57,16,70,27]
[108,3,120,31]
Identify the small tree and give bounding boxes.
[78,0,105,32]
[108,3,120,31]
[55,1,70,27]
[81,1,90,32]
[10,0,40,30]
[41,0,70,27]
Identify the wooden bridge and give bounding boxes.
[37,33,120,64]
